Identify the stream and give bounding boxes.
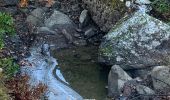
[53,45,110,100]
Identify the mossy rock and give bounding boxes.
[99,11,170,69]
[83,0,126,32]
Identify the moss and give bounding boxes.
[102,0,126,13]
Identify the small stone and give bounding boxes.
[84,28,97,38]
[108,65,132,97]
[125,1,131,7]
[79,9,90,28]
[73,39,87,46]
[136,85,155,95]
[135,0,151,5]
[0,68,3,73]
[41,44,50,56]
[61,29,73,43]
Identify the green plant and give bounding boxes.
[0,58,19,78]
[151,0,170,13]
[0,12,15,49]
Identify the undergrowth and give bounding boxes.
[0,12,15,49]
[151,0,170,21]
[0,12,19,99]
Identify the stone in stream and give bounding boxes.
[99,10,170,70]
[108,65,132,97]
[41,44,50,56]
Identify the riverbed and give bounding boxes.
[53,45,110,100]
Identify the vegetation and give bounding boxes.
[151,0,170,21]
[0,58,19,78]
[6,75,47,100]
[0,12,15,49]
[0,12,19,99]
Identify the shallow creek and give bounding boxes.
[52,45,109,100]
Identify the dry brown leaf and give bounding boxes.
[45,0,55,7]
[19,0,28,7]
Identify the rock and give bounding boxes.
[41,44,50,56]
[79,9,90,28]
[0,0,19,6]
[151,66,170,90]
[135,0,151,5]
[0,68,3,73]
[45,10,75,28]
[122,80,154,99]
[136,85,155,95]
[84,28,97,38]
[0,7,18,15]
[37,27,56,34]
[82,0,126,32]
[99,11,170,69]
[108,65,132,96]
[73,39,87,47]
[61,29,73,43]
[128,68,152,78]
[125,1,131,7]
[26,8,45,26]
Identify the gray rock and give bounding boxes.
[151,66,170,90]
[37,27,56,34]
[82,0,126,32]
[73,39,87,47]
[41,44,50,56]
[0,0,19,6]
[135,0,151,5]
[128,68,152,78]
[0,7,18,15]
[136,85,155,95]
[84,28,97,38]
[26,8,45,26]
[45,10,75,28]
[79,9,90,28]
[61,29,73,43]
[108,65,132,96]
[99,11,170,69]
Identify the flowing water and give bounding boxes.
[52,45,110,100]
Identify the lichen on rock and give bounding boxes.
[99,11,170,69]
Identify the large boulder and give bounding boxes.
[82,0,126,32]
[99,11,170,69]
[151,66,170,90]
[108,65,132,96]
